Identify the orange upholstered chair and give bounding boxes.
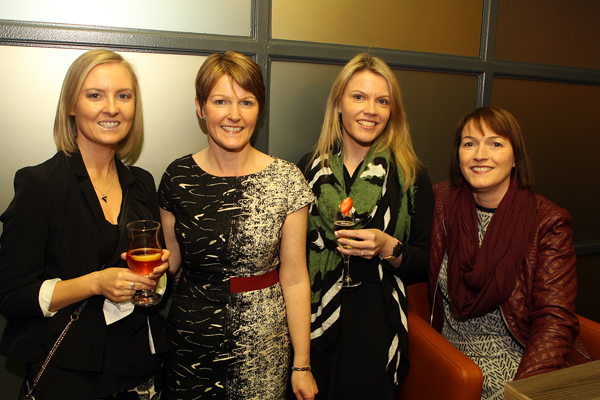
[578,314,600,359]
[397,282,482,400]
[397,282,600,400]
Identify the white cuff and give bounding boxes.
[39,278,61,318]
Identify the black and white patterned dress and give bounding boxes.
[158,155,315,399]
[439,207,524,400]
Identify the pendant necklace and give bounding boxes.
[93,167,117,203]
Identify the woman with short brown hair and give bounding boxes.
[159,51,317,399]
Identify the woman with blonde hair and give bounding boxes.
[159,51,317,399]
[298,53,433,399]
[0,49,170,399]
[53,50,144,162]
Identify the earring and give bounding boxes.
[201,117,206,121]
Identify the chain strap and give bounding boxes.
[23,300,87,400]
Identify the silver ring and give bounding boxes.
[360,250,364,257]
[130,281,135,290]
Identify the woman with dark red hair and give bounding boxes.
[429,106,593,399]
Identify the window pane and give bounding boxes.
[269,62,341,164]
[272,0,482,57]
[0,45,206,220]
[492,78,600,242]
[496,0,600,69]
[398,70,478,185]
[0,0,252,36]
[268,61,478,186]
[577,254,600,321]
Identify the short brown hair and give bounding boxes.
[450,106,534,188]
[54,49,142,163]
[195,51,265,113]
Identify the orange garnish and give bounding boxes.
[340,197,353,217]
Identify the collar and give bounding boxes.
[66,149,135,187]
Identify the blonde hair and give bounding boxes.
[310,53,419,191]
[195,51,265,113]
[54,49,143,163]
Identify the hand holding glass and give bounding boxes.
[126,220,163,306]
[334,210,361,288]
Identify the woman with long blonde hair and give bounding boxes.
[298,53,433,399]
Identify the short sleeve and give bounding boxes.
[157,161,178,212]
[283,161,315,214]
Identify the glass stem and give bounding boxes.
[343,254,351,282]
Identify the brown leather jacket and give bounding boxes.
[428,181,591,379]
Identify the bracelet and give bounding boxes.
[291,365,311,371]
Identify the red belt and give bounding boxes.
[229,269,279,293]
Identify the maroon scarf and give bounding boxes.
[445,180,537,317]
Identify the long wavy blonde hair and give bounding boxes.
[310,53,420,192]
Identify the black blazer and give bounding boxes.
[0,151,168,396]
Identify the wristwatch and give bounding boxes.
[379,239,403,261]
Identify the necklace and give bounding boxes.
[93,167,117,203]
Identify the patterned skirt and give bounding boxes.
[162,271,291,399]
